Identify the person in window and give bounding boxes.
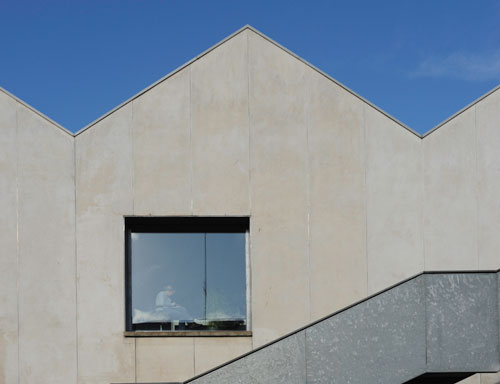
[155,285,191,321]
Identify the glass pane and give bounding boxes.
[206,233,246,323]
[131,233,205,324]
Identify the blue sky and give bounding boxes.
[1,0,499,134]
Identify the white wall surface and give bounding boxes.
[248,29,310,347]
[424,108,477,270]
[307,68,367,320]
[0,91,20,384]
[76,104,135,384]
[0,90,76,384]
[365,105,423,293]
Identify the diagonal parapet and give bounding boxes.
[183,271,500,384]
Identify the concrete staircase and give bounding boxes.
[184,271,500,384]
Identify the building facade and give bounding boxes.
[0,26,499,383]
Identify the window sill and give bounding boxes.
[124,330,252,338]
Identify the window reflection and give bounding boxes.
[130,232,246,331]
[206,233,246,322]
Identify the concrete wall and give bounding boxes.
[0,90,76,384]
[0,90,20,384]
[424,108,477,270]
[424,96,500,384]
[76,103,135,384]
[1,27,500,384]
[365,105,423,294]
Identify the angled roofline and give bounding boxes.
[248,26,422,138]
[249,24,500,140]
[0,85,73,137]
[73,24,251,137]
[1,25,499,139]
[422,83,500,138]
[73,24,422,138]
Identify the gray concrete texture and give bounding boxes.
[0,91,76,384]
[426,274,499,372]
[188,272,500,384]
[0,26,500,383]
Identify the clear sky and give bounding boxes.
[1,0,499,134]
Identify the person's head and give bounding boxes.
[164,285,175,297]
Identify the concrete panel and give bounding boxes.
[480,372,500,383]
[423,108,477,270]
[76,105,135,384]
[307,70,367,319]
[365,106,423,293]
[189,355,248,384]
[476,89,500,270]
[191,30,249,215]
[242,331,305,384]
[133,69,191,215]
[248,31,309,346]
[188,272,498,384]
[479,273,500,383]
[0,92,19,384]
[194,337,252,375]
[76,104,133,216]
[190,331,306,384]
[76,214,135,384]
[136,337,195,382]
[425,273,499,372]
[306,277,426,384]
[460,376,481,384]
[17,107,76,384]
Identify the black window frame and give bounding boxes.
[125,216,250,332]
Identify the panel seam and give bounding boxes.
[134,338,137,383]
[131,103,137,383]
[131,101,135,216]
[306,70,312,322]
[73,132,79,384]
[193,338,196,376]
[246,29,253,349]
[15,104,20,384]
[189,66,194,215]
[247,30,252,217]
[474,106,479,269]
[363,104,369,294]
[421,135,426,271]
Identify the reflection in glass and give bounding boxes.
[131,233,204,325]
[131,232,246,331]
[206,234,246,322]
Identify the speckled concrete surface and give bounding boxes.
[188,273,499,384]
[305,277,426,384]
[189,332,306,384]
[426,273,499,373]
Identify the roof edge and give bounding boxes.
[74,24,423,139]
[3,25,500,139]
[246,26,422,138]
[0,86,73,137]
[422,83,500,138]
[74,25,253,137]
[248,26,500,140]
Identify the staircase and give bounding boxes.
[184,271,500,384]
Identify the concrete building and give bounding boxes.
[0,25,499,383]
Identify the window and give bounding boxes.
[125,217,249,332]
